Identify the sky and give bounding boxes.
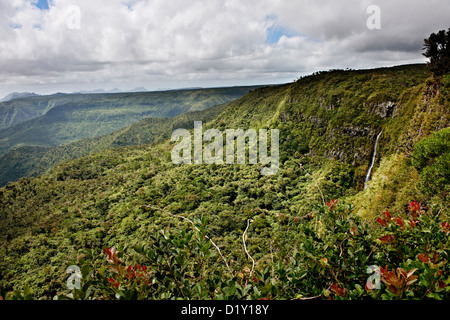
[0,0,449,97]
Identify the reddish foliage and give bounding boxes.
[382,210,392,221]
[376,217,387,226]
[409,218,418,228]
[103,247,122,265]
[330,284,347,297]
[381,268,418,297]
[417,253,429,263]
[408,200,422,220]
[379,234,395,244]
[326,199,338,210]
[394,216,404,228]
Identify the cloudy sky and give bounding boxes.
[0,0,449,97]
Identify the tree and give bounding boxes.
[423,28,450,76]
[412,127,450,201]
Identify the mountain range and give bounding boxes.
[0,86,262,186]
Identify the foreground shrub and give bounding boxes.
[4,200,447,300]
[18,199,442,301]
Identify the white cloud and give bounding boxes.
[0,0,448,96]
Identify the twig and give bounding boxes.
[298,294,322,300]
[269,239,275,280]
[242,219,255,277]
[138,204,234,276]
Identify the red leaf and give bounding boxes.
[394,216,404,228]
[408,200,421,213]
[379,234,395,244]
[409,218,418,228]
[326,199,338,209]
[408,200,422,220]
[376,217,387,226]
[417,253,429,263]
[330,284,347,297]
[382,210,392,221]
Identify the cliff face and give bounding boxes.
[211,64,447,193]
[275,66,442,186]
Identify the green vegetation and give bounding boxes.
[412,128,449,202]
[0,86,261,156]
[0,64,448,300]
[423,28,450,77]
[0,103,227,187]
[0,93,96,130]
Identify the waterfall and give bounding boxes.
[364,131,382,190]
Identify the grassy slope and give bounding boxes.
[0,64,448,298]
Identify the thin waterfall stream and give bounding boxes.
[364,131,382,190]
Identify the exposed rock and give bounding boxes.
[324,149,346,161]
[370,101,396,118]
[341,126,371,137]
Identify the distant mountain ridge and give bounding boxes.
[73,87,148,94]
[0,88,151,101]
[0,93,105,130]
[0,92,40,102]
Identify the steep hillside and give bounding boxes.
[0,103,227,187]
[0,93,97,130]
[0,64,448,300]
[0,92,39,103]
[0,86,261,155]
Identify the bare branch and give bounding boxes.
[242,219,255,277]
